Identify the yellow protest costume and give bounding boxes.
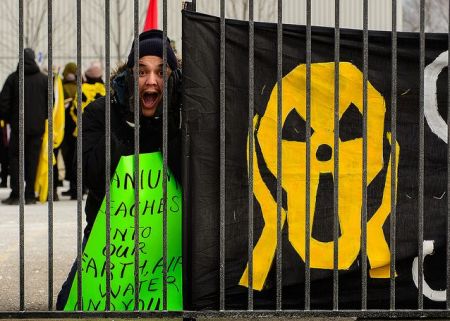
[70,82,106,136]
[35,74,65,202]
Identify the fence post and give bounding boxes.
[182,2,194,321]
[183,0,196,12]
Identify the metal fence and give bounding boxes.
[0,0,402,87]
[0,0,449,319]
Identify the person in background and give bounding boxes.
[60,62,77,198]
[0,48,47,205]
[69,61,106,136]
[67,61,106,200]
[0,118,9,188]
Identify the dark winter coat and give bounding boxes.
[0,52,48,137]
[82,94,181,233]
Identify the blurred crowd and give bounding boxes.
[0,48,106,205]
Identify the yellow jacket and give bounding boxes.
[70,82,106,136]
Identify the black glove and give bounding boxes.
[111,69,134,123]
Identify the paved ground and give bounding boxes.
[0,185,82,312]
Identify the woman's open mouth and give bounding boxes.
[142,92,159,108]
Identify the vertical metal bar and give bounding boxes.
[304,0,311,311]
[333,0,340,311]
[18,0,25,311]
[361,0,368,311]
[276,0,283,311]
[133,0,140,311]
[76,0,83,311]
[247,0,254,311]
[181,0,194,311]
[447,0,450,311]
[105,0,111,312]
[219,0,226,311]
[184,0,197,11]
[418,0,425,311]
[162,0,168,311]
[47,0,54,311]
[390,0,398,311]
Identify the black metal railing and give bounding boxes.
[1,0,449,319]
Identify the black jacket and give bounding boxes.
[82,96,181,232]
[0,54,48,136]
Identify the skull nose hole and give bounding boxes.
[316,144,332,162]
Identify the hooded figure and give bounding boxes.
[62,62,77,100]
[56,29,182,310]
[0,48,48,204]
[60,62,78,198]
[69,61,106,137]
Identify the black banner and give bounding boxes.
[182,10,449,310]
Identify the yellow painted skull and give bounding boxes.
[240,62,399,291]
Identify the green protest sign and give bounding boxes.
[64,152,183,311]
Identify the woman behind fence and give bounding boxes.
[56,29,182,310]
